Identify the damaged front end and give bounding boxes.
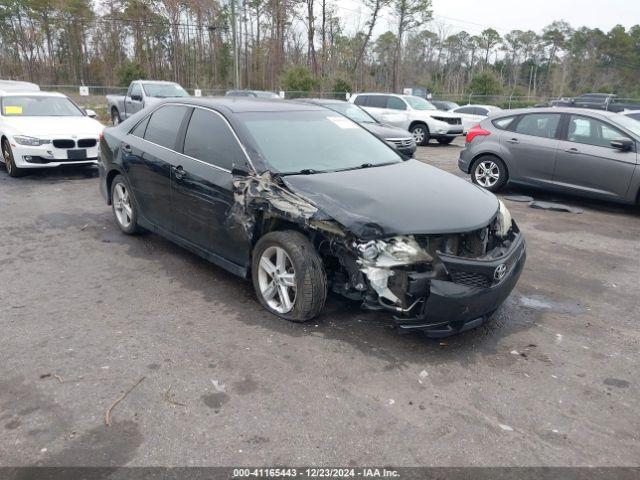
[346,200,526,336]
[232,170,525,337]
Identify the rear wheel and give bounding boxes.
[2,139,26,177]
[410,123,430,146]
[111,108,121,126]
[437,137,454,145]
[111,174,142,234]
[252,230,327,322]
[471,155,508,192]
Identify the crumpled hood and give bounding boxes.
[282,159,499,240]
[3,116,104,137]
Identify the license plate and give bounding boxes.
[67,149,87,160]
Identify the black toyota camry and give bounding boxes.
[98,98,526,337]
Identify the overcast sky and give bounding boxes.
[338,0,640,36]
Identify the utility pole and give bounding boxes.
[230,0,240,89]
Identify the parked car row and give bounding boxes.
[4,79,640,338]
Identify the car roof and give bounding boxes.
[352,92,397,96]
[0,80,40,92]
[299,98,346,105]
[136,80,180,85]
[457,104,501,109]
[494,106,623,118]
[162,97,324,113]
[0,91,66,98]
[622,109,640,114]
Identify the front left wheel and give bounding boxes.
[252,230,327,322]
[410,123,430,146]
[2,139,26,177]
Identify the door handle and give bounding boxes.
[121,144,132,154]
[507,138,520,144]
[173,165,186,180]
[565,147,579,154]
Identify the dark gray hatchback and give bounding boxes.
[459,107,640,205]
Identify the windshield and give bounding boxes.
[142,83,189,98]
[403,96,437,110]
[612,114,640,137]
[240,111,402,174]
[254,91,280,99]
[322,102,377,123]
[1,95,83,116]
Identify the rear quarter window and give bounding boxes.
[492,116,516,130]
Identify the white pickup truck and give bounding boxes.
[106,80,189,125]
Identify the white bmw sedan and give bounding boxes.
[0,91,104,177]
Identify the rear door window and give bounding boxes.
[353,95,368,106]
[514,113,561,139]
[455,106,476,115]
[143,105,189,150]
[386,96,407,110]
[183,108,245,170]
[368,96,388,108]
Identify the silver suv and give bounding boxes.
[349,93,463,145]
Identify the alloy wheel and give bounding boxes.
[113,182,133,228]
[2,143,12,175]
[411,127,426,144]
[475,160,500,187]
[257,246,297,314]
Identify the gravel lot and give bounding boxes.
[1,139,639,467]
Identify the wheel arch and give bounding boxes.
[409,120,429,131]
[470,152,510,180]
[105,167,125,204]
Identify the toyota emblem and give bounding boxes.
[494,264,507,281]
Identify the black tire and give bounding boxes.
[110,174,143,234]
[437,137,454,145]
[251,230,327,323]
[410,123,430,146]
[111,108,121,126]
[470,155,508,192]
[2,139,26,177]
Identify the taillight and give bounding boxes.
[466,125,491,143]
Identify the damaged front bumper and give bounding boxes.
[393,233,525,337]
[357,226,526,337]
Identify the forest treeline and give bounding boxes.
[1,0,640,98]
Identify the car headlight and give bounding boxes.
[495,200,512,237]
[13,135,50,146]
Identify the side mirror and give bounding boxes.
[611,138,633,151]
[131,94,142,102]
[85,109,97,118]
